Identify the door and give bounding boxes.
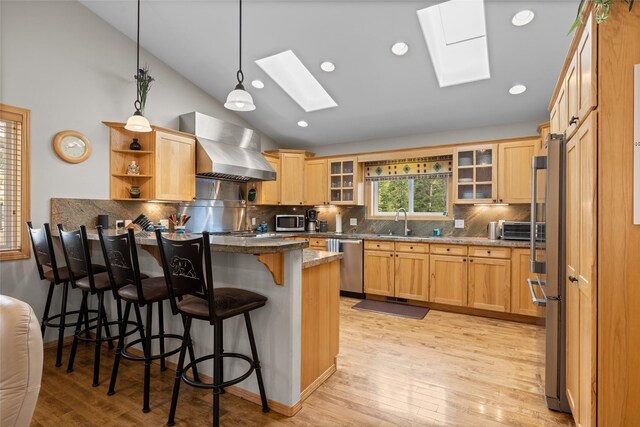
[467,257,511,312]
[395,252,429,301]
[510,249,545,317]
[280,153,305,205]
[364,250,394,297]
[429,255,467,306]
[259,155,280,205]
[155,130,195,201]
[498,140,540,203]
[565,134,580,420]
[304,158,328,205]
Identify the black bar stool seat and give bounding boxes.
[42,264,104,283]
[118,276,169,304]
[178,290,267,321]
[75,271,112,291]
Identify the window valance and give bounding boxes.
[364,155,453,181]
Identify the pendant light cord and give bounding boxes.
[237,0,244,84]
[135,0,141,108]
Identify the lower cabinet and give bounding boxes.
[364,250,395,297]
[429,255,468,306]
[395,252,429,301]
[467,257,511,312]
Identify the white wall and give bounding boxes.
[0,0,279,338]
[302,120,542,156]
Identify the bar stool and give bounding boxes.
[26,222,104,367]
[98,227,200,413]
[155,230,270,427]
[57,224,134,387]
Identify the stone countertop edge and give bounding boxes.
[275,232,531,248]
[302,250,344,269]
[78,230,309,254]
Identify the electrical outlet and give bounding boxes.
[350,218,358,226]
[454,219,465,229]
[251,218,256,226]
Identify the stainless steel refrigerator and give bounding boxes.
[529,133,570,413]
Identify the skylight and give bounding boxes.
[255,50,338,112]
[417,0,490,88]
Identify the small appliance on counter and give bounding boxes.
[306,209,318,232]
[275,214,305,232]
[487,221,499,240]
[318,220,328,232]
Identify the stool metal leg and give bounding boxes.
[107,301,132,396]
[41,282,55,338]
[167,316,192,426]
[213,319,223,427]
[184,314,200,383]
[92,292,105,387]
[101,300,114,349]
[219,321,225,394]
[55,281,70,367]
[142,303,153,413]
[244,312,269,413]
[158,301,166,372]
[67,291,88,373]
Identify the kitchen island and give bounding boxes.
[81,230,342,416]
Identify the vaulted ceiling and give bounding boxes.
[82,0,577,148]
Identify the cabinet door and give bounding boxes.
[395,253,429,302]
[155,131,195,201]
[577,14,596,121]
[467,258,511,312]
[429,255,467,306]
[566,54,579,138]
[453,144,497,204]
[280,153,305,205]
[304,158,328,205]
[577,112,597,427]
[259,155,280,205]
[565,135,580,419]
[498,140,539,203]
[510,249,545,317]
[364,250,395,297]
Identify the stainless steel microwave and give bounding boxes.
[275,215,305,232]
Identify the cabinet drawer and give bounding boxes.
[309,237,327,250]
[365,240,395,251]
[395,242,429,254]
[468,246,511,259]
[430,244,467,256]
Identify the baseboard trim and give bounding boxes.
[126,347,302,417]
[300,361,337,402]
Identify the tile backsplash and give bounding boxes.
[246,204,530,237]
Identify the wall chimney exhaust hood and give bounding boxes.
[179,112,276,182]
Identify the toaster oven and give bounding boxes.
[502,221,545,241]
[275,215,305,232]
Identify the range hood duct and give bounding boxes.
[179,112,276,182]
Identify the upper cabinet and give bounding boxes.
[304,158,328,205]
[280,152,305,205]
[258,154,280,205]
[106,122,195,202]
[453,144,497,203]
[329,157,362,205]
[498,139,540,204]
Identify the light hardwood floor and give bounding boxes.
[32,298,574,426]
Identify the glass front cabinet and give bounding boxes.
[453,144,498,203]
[329,157,360,205]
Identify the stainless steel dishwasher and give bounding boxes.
[328,239,364,298]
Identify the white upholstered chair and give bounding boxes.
[0,295,43,427]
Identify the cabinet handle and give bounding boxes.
[569,275,578,283]
[377,244,380,247]
[487,250,491,254]
[569,116,579,125]
[469,259,473,262]
[390,254,393,257]
[499,199,503,203]
[446,248,450,252]
[463,259,467,262]
[410,246,413,249]
[493,199,497,203]
[395,254,399,257]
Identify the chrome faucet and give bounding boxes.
[395,208,411,236]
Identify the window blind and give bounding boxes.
[0,105,30,260]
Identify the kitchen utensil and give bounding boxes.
[319,221,328,232]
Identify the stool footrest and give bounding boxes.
[121,334,183,361]
[44,309,99,329]
[182,353,255,390]
[76,320,138,343]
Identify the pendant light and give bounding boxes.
[125,0,152,132]
[224,0,256,112]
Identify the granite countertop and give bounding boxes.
[80,229,309,254]
[302,250,343,269]
[274,231,531,248]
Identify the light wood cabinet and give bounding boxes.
[453,144,498,203]
[497,139,540,204]
[364,250,395,297]
[510,248,545,318]
[395,252,429,302]
[154,130,196,201]
[258,154,280,205]
[467,257,511,312]
[280,152,305,205]
[304,158,328,205]
[577,14,597,124]
[429,255,467,306]
[328,157,362,205]
[566,54,580,139]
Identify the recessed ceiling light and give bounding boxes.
[391,42,409,56]
[297,120,309,128]
[255,50,338,112]
[251,80,264,89]
[320,61,335,72]
[512,10,535,26]
[509,84,527,95]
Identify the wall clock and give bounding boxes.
[53,130,91,163]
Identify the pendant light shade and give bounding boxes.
[126,0,152,132]
[225,0,255,112]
